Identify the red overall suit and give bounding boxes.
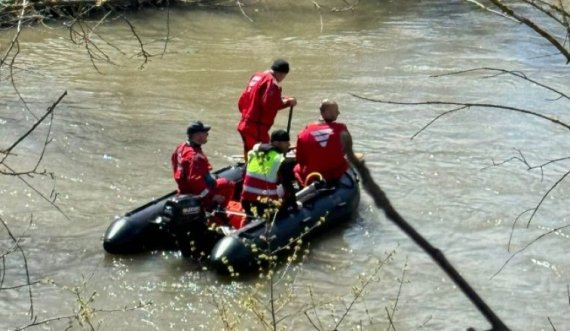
[171,142,234,208]
[237,71,289,154]
[294,121,350,186]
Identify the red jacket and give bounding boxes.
[237,71,288,140]
[171,142,213,196]
[295,121,349,185]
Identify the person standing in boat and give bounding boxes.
[237,59,297,159]
[171,121,235,209]
[294,99,350,187]
[241,129,297,218]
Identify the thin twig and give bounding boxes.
[236,1,254,22]
[304,285,324,330]
[334,251,395,330]
[1,90,67,164]
[2,162,70,220]
[312,1,324,33]
[386,256,407,331]
[161,0,171,58]
[465,0,519,21]
[410,105,467,140]
[507,208,534,252]
[384,306,397,331]
[547,316,557,331]
[431,67,570,101]
[488,0,570,63]
[350,93,570,133]
[122,15,151,69]
[491,223,570,279]
[0,215,35,318]
[525,169,570,228]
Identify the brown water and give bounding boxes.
[1,1,569,330]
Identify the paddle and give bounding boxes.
[286,105,294,135]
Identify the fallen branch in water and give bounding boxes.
[341,131,510,331]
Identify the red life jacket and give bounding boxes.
[237,71,285,131]
[171,142,212,196]
[295,121,349,184]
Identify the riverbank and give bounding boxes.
[0,0,235,27]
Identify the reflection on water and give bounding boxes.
[1,0,569,329]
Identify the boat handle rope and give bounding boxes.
[304,172,324,187]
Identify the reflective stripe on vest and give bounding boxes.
[242,144,284,199]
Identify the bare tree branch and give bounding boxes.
[488,0,570,63]
[507,208,534,252]
[465,0,519,21]
[1,90,67,162]
[480,149,570,244]
[0,0,40,120]
[350,93,570,134]
[385,256,407,331]
[492,223,570,279]
[122,15,151,69]
[0,215,35,318]
[431,67,570,101]
[312,1,324,33]
[236,1,254,22]
[341,131,510,331]
[525,169,570,227]
[482,149,570,182]
[161,0,171,57]
[547,316,558,330]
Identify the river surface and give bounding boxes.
[1,0,569,330]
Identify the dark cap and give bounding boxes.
[186,121,211,135]
[271,59,290,73]
[270,129,290,142]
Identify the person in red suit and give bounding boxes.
[237,59,297,158]
[294,99,350,187]
[171,121,235,209]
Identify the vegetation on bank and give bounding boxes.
[0,0,237,27]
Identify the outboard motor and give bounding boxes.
[156,195,208,258]
[159,194,204,225]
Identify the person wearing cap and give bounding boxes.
[237,59,298,159]
[171,121,235,209]
[294,99,350,187]
[240,129,297,218]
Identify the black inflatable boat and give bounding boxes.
[103,162,360,274]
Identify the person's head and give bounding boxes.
[270,59,290,83]
[319,99,340,123]
[270,129,291,153]
[186,121,211,145]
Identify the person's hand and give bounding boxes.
[286,97,297,107]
